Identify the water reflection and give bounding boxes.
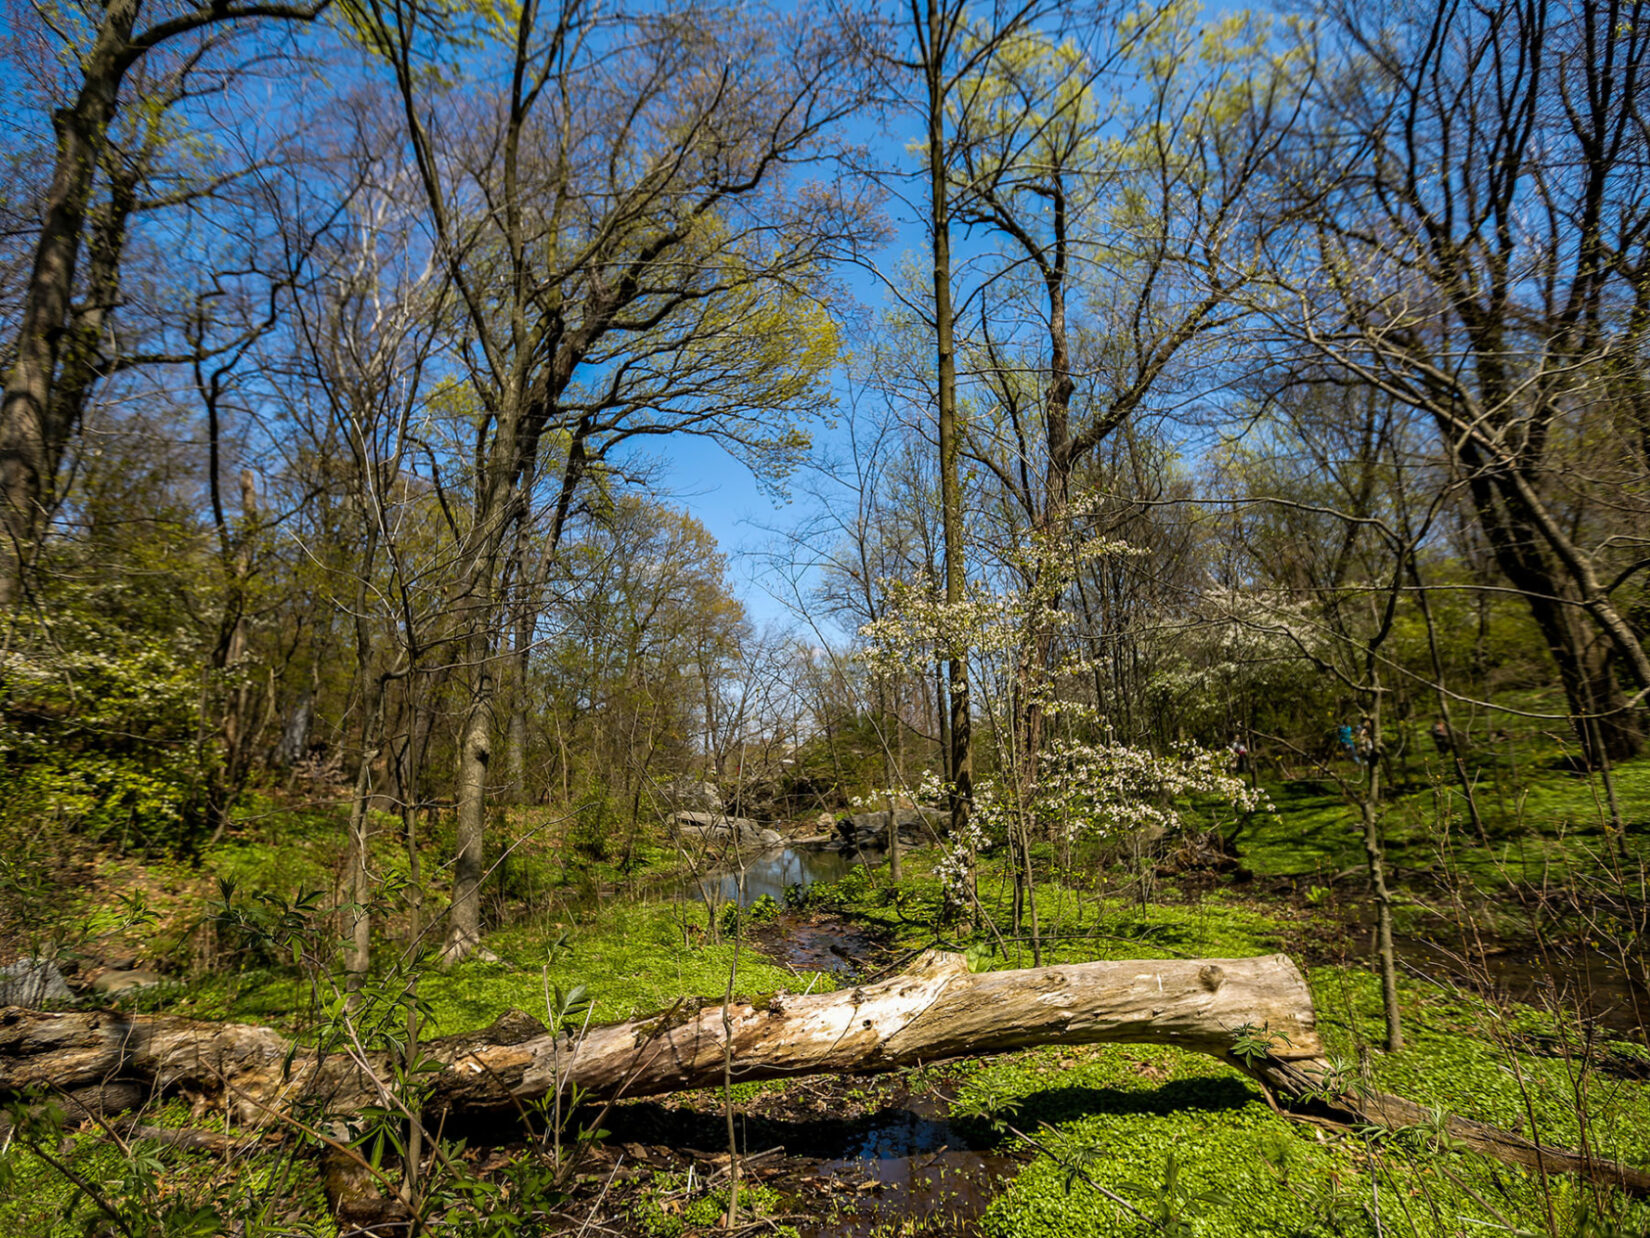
[687,845,877,907]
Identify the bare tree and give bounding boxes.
[0,0,331,604]
[1263,0,1650,761]
[358,0,869,961]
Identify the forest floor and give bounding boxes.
[5,740,1650,1236]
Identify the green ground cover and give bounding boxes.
[1231,721,1650,884]
[5,748,1649,1236]
[801,846,1650,1237]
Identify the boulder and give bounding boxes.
[662,780,722,814]
[836,808,944,849]
[671,813,783,851]
[0,959,76,1007]
[672,810,727,833]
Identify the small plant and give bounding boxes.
[1117,1151,1231,1238]
[1290,1053,1356,1103]
[629,1171,792,1238]
[949,1075,1024,1137]
[1229,1022,1292,1066]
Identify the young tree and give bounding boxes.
[952,7,1307,776]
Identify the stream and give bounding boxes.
[680,843,871,908]
[663,841,1020,1233]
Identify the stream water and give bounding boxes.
[666,843,1021,1231]
[680,842,884,908]
[794,1090,1020,1238]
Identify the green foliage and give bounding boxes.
[1229,1022,1292,1066]
[0,610,212,854]
[628,1171,792,1238]
[569,791,615,862]
[1116,1150,1232,1237]
[715,892,783,937]
[958,1035,1650,1238]
[393,901,830,1035]
[0,1095,335,1238]
[790,864,873,912]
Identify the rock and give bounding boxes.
[92,969,166,997]
[662,780,722,814]
[673,812,781,850]
[0,959,76,1007]
[833,808,945,851]
[672,810,729,832]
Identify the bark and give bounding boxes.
[0,0,140,604]
[1358,795,1403,1052]
[924,0,972,845]
[344,677,388,986]
[4,950,1646,1194]
[1484,490,1645,766]
[443,655,493,966]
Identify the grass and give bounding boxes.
[417,900,833,1034]
[1226,734,1650,885]
[964,1036,1650,1238]
[7,741,1650,1237]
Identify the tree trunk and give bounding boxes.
[925,0,971,843]
[443,666,493,966]
[1462,461,1642,763]
[6,953,1319,1123]
[1359,796,1403,1052]
[344,676,388,987]
[0,0,139,605]
[4,950,1646,1195]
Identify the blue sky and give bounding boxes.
[654,430,805,629]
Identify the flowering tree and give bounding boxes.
[859,520,1270,956]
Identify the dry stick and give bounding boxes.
[1002,1120,1154,1228]
[1410,561,1489,846]
[573,1152,624,1238]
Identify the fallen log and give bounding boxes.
[2,950,1646,1195]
